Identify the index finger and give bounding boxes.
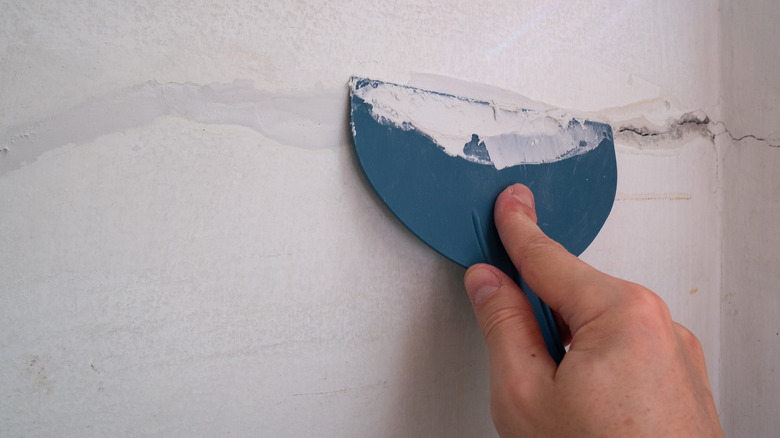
[494,184,622,332]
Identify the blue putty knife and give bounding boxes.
[349,77,617,364]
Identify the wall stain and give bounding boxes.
[23,355,54,395]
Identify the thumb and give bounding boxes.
[464,264,556,383]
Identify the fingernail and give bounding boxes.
[465,267,502,306]
[510,184,534,209]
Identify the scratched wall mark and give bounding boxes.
[615,192,692,201]
[292,380,388,397]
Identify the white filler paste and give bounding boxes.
[351,78,610,169]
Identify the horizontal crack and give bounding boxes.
[617,111,779,148]
[616,111,712,141]
[729,133,779,147]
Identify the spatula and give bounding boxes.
[349,77,617,364]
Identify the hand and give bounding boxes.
[464,184,723,437]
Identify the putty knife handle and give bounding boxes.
[472,210,565,364]
[516,274,566,365]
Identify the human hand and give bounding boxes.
[464,184,724,437]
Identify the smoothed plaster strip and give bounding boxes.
[0,80,348,174]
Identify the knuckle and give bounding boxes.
[616,283,673,332]
[675,324,704,352]
[622,283,668,313]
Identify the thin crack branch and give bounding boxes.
[730,133,779,147]
[710,120,780,148]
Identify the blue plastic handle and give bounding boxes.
[518,275,566,364]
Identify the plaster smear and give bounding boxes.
[0,80,347,175]
[1,75,726,176]
[350,77,611,169]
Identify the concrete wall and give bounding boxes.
[720,1,780,436]
[1,1,729,436]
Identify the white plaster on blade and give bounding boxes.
[407,73,558,113]
[405,74,737,150]
[0,80,348,174]
[350,78,610,169]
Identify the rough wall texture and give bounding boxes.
[1,1,729,436]
[720,1,780,436]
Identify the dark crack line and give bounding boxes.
[617,112,779,148]
[616,112,711,138]
[711,121,780,148]
[729,133,779,147]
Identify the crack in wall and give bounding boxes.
[617,111,712,140]
[615,111,779,148]
[723,131,780,148]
